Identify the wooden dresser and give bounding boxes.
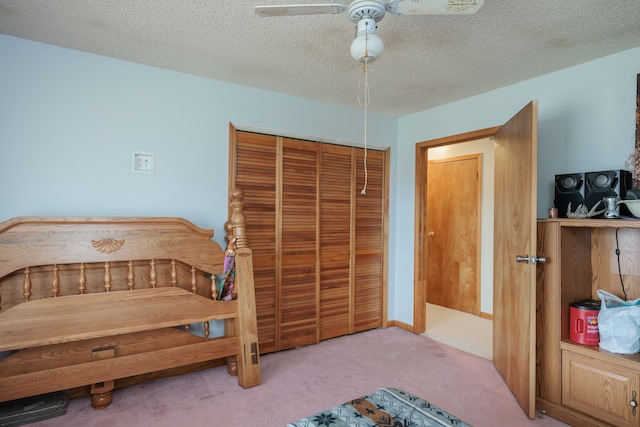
[536,218,640,426]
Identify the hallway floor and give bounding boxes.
[422,303,493,360]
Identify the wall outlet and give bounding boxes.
[133,152,154,173]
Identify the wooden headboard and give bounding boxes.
[0,216,226,312]
[0,188,260,410]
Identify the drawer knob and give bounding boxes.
[630,391,637,415]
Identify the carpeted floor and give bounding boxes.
[29,327,568,427]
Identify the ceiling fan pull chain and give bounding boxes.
[360,58,370,195]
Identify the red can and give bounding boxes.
[569,300,601,345]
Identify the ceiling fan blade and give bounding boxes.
[387,0,483,16]
[255,3,347,17]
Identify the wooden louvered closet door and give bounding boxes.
[280,138,318,349]
[354,148,385,332]
[231,127,387,353]
[319,144,354,340]
[233,131,278,353]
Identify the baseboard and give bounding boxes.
[387,319,415,333]
[480,311,493,321]
[536,398,602,427]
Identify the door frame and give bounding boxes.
[413,127,500,333]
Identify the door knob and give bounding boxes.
[515,255,546,265]
[428,231,435,237]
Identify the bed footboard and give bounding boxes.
[0,188,260,409]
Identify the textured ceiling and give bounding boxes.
[1,0,640,117]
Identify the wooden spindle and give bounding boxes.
[212,276,219,301]
[78,263,86,294]
[52,264,60,297]
[23,267,32,302]
[171,260,178,287]
[204,321,210,338]
[127,260,135,290]
[223,210,239,377]
[229,188,248,249]
[104,262,111,292]
[213,225,234,301]
[150,259,157,288]
[191,265,197,294]
[186,267,193,330]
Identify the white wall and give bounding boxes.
[393,47,640,325]
[0,34,398,324]
[0,35,397,246]
[2,34,639,328]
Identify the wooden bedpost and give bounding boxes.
[223,220,238,376]
[228,188,261,387]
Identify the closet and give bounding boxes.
[230,128,388,354]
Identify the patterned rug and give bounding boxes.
[286,387,472,427]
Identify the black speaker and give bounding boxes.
[554,173,584,217]
[584,169,633,216]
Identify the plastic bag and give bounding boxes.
[597,289,640,354]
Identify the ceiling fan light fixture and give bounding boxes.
[350,17,384,62]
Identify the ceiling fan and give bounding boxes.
[255,1,484,62]
[255,1,483,194]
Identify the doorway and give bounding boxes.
[419,138,495,360]
[425,153,481,315]
[413,129,499,333]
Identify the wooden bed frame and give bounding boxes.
[0,188,260,409]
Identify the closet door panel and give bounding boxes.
[354,149,385,332]
[232,128,386,353]
[319,144,354,340]
[234,131,278,353]
[279,138,319,350]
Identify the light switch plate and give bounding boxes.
[133,152,154,173]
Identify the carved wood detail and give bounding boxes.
[90,238,125,254]
[229,188,248,249]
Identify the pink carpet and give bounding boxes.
[29,327,568,427]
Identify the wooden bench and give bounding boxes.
[0,188,260,409]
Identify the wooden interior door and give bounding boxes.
[426,155,481,315]
[493,101,538,419]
